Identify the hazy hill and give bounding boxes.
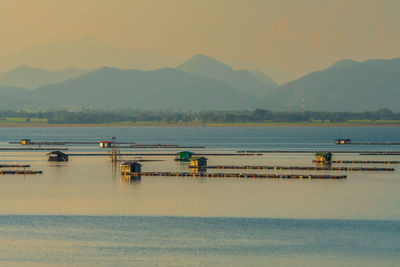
[30,67,265,110]
[251,70,278,88]
[0,66,89,89]
[2,56,399,112]
[177,55,277,96]
[0,85,44,110]
[268,58,400,111]
[0,39,179,74]
[328,58,360,69]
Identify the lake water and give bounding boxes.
[0,127,399,266]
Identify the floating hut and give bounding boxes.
[121,161,142,174]
[100,141,113,148]
[48,151,69,162]
[335,139,351,144]
[21,139,31,145]
[315,152,332,164]
[175,151,194,162]
[189,157,207,168]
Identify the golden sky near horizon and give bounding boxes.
[0,0,399,79]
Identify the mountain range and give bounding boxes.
[0,66,89,89]
[267,58,400,111]
[29,67,265,110]
[0,39,179,74]
[178,55,277,96]
[0,54,399,111]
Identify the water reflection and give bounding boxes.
[47,162,69,168]
[120,174,141,184]
[190,167,207,173]
[47,161,69,178]
[314,162,332,167]
[177,162,190,172]
[111,161,119,183]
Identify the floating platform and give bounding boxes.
[130,144,180,147]
[14,141,69,146]
[203,165,394,172]
[312,160,400,164]
[69,153,262,157]
[122,171,347,179]
[338,142,400,146]
[359,152,400,155]
[10,141,137,145]
[0,170,42,175]
[237,150,368,154]
[10,141,85,145]
[128,144,205,148]
[0,148,68,151]
[0,164,30,168]
[238,150,400,155]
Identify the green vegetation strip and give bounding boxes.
[0,108,399,125]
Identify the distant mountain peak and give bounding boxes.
[94,66,121,72]
[329,59,360,69]
[190,54,216,60]
[12,65,35,70]
[251,69,278,87]
[178,54,234,71]
[177,54,277,96]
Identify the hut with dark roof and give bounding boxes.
[47,151,69,162]
[315,152,332,164]
[121,161,142,174]
[189,157,208,168]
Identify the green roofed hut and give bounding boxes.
[48,151,69,162]
[315,152,332,164]
[175,151,194,162]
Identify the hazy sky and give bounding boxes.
[1,0,399,79]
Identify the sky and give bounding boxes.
[0,0,399,82]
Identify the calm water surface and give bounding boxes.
[0,127,399,266]
[1,216,399,267]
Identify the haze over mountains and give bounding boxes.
[0,66,89,89]
[0,39,179,74]
[0,54,399,111]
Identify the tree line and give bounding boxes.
[0,109,399,124]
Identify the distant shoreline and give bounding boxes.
[0,122,400,128]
